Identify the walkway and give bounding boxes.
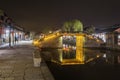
[0,40,54,80]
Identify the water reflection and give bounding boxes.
[40,35,120,65]
[85,50,120,65]
[52,35,85,65]
[63,49,76,59]
[62,35,76,59]
[39,34,120,80]
[48,48,120,65]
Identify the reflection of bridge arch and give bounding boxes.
[34,32,102,65]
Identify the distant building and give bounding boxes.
[0,9,25,46]
[93,24,120,49]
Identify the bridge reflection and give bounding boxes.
[33,33,102,65]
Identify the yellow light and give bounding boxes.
[76,35,84,63]
[32,40,39,46]
[96,39,99,42]
[97,55,100,58]
[60,33,85,65]
[63,47,69,51]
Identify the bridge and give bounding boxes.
[33,32,103,65]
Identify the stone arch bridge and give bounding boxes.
[33,32,102,65]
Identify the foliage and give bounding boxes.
[84,25,95,34]
[62,19,83,33]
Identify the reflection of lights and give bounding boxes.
[103,54,106,58]
[69,45,72,48]
[63,44,76,51]
[86,58,94,63]
[63,47,69,51]
[72,46,76,50]
[63,36,66,38]
[97,55,100,58]
[52,33,86,65]
[70,46,76,50]
[63,35,76,39]
[49,31,52,33]
[65,44,68,48]
[6,29,10,33]
[96,39,100,42]
[63,44,66,47]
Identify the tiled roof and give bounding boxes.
[95,24,120,33]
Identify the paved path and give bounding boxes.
[0,40,54,80]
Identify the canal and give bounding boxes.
[38,34,120,80]
[44,49,120,80]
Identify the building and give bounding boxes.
[93,24,120,49]
[0,9,25,46]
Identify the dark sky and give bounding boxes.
[0,0,120,32]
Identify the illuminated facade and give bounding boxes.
[0,10,25,46]
[58,33,100,65]
[93,25,120,49]
[36,32,102,65]
[0,24,24,46]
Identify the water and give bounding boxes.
[45,49,120,80]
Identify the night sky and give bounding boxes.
[0,0,120,32]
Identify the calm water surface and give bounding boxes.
[46,49,120,80]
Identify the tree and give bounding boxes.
[62,19,83,33]
[62,21,71,32]
[84,25,95,34]
[72,19,83,32]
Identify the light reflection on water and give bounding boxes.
[46,49,120,80]
[40,35,120,65]
[39,35,120,80]
[43,48,120,65]
[84,49,120,65]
